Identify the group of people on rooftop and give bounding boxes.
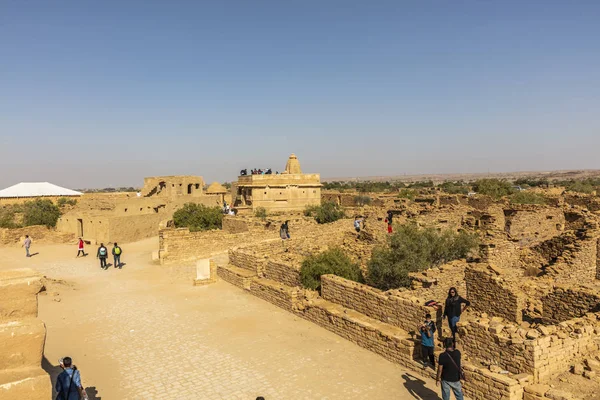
[239,168,277,176]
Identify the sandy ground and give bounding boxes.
[1,239,441,400]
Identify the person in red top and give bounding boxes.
[76,238,85,257]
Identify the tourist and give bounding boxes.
[436,338,465,400]
[280,220,290,240]
[22,234,32,257]
[354,217,362,235]
[55,356,85,400]
[112,242,123,268]
[97,243,108,269]
[419,313,436,368]
[443,287,470,342]
[385,211,394,234]
[76,238,85,257]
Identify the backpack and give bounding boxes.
[99,247,107,257]
[114,247,121,255]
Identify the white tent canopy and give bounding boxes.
[0,182,82,198]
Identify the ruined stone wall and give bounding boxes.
[542,286,600,322]
[57,214,111,244]
[249,279,301,312]
[107,213,164,244]
[409,261,467,301]
[463,364,526,400]
[222,217,250,233]
[544,235,597,281]
[503,207,565,244]
[0,225,75,246]
[480,237,521,270]
[320,275,441,334]
[465,266,525,323]
[564,194,600,212]
[264,260,302,287]
[321,192,357,206]
[0,269,51,399]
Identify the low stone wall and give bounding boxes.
[216,265,255,289]
[229,248,267,274]
[0,225,75,246]
[463,364,527,400]
[264,260,302,287]
[465,265,525,323]
[545,235,597,281]
[222,217,250,233]
[249,279,301,312]
[320,275,440,334]
[503,206,565,244]
[542,286,600,322]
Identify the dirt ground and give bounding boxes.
[0,239,441,400]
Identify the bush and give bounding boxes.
[438,181,470,195]
[366,224,479,290]
[300,247,363,291]
[0,206,21,228]
[565,181,595,194]
[312,202,345,224]
[472,179,515,199]
[354,195,372,206]
[398,189,418,200]
[57,197,77,207]
[510,192,548,205]
[304,204,319,217]
[22,199,61,228]
[173,203,223,232]
[254,207,267,219]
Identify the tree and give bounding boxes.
[300,247,363,291]
[304,202,345,224]
[472,179,515,199]
[366,224,479,290]
[173,203,223,232]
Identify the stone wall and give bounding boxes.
[249,279,301,312]
[465,265,525,323]
[222,217,250,233]
[504,207,565,245]
[264,260,302,287]
[480,238,521,270]
[544,235,597,281]
[0,269,51,399]
[108,213,164,244]
[409,260,467,301]
[463,364,527,400]
[0,225,75,246]
[542,286,600,322]
[320,275,441,334]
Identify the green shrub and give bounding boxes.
[22,199,61,228]
[311,202,345,224]
[57,197,77,207]
[0,206,21,229]
[304,204,320,217]
[438,181,470,195]
[300,247,363,291]
[566,181,595,194]
[472,179,515,199]
[398,189,418,200]
[254,207,267,219]
[354,195,372,206]
[510,192,548,205]
[173,203,223,232]
[366,224,479,290]
[407,180,434,189]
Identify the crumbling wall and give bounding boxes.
[503,207,565,244]
[465,265,525,323]
[543,234,597,281]
[222,217,250,233]
[542,286,600,322]
[263,260,302,287]
[409,260,467,301]
[480,238,521,270]
[320,275,441,333]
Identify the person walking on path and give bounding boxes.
[385,211,394,234]
[112,242,122,268]
[76,238,85,257]
[22,235,32,257]
[97,243,108,269]
[354,217,362,237]
[56,356,85,400]
[436,338,465,400]
[443,287,470,342]
[418,313,436,369]
[280,220,290,240]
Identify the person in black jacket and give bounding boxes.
[443,287,470,342]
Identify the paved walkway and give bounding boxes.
[0,239,440,399]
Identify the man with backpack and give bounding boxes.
[112,242,123,268]
[97,243,108,269]
[55,356,85,400]
[436,337,465,400]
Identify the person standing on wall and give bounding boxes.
[443,287,470,342]
[97,243,108,269]
[22,234,32,257]
[76,238,85,257]
[436,338,465,400]
[112,242,122,268]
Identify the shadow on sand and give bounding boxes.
[42,356,102,399]
[401,373,440,400]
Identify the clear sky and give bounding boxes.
[1,1,599,189]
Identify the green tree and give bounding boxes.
[173,203,223,232]
[366,224,479,290]
[300,247,364,291]
[22,199,61,228]
[510,192,548,205]
[472,179,515,199]
[254,207,267,219]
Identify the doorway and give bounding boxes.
[77,219,84,237]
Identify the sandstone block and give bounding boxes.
[0,319,46,370]
[0,269,43,322]
[526,329,540,339]
[524,384,550,397]
[545,388,574,400]
[0,367,51,400]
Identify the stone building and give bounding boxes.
[231,154,322,211]
[57,176,222,244]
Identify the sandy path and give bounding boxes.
[0,239,440,400]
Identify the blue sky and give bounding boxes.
[1,1,599,188]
